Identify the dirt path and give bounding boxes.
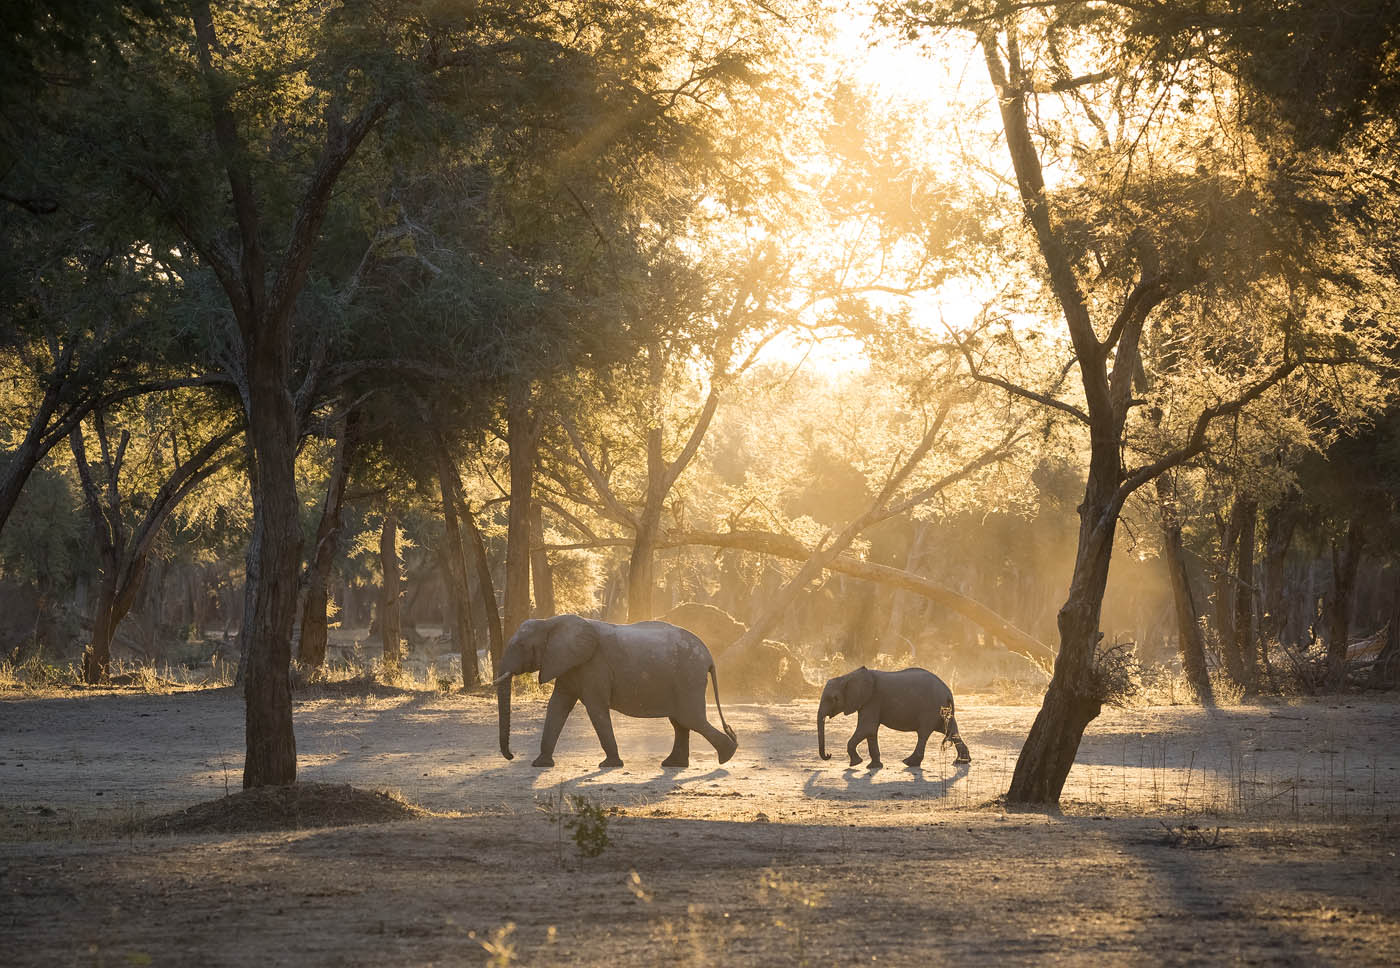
[2,689,1399,965]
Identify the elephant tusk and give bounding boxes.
[492,672,513,686]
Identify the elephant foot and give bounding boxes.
[661,755,689,768]
[599,756,624,768]
[848,754,862,767]
[954,753,972,765]
[868,760,884,770]
[902,754,924,767]
[531,754,555,768]
[717,739,737,766]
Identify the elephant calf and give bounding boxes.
[818,666,971,768]
[495,614,738,769]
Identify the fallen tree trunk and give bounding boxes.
[547,529,1055,671]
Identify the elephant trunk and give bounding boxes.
[818,707,831,760]
[497,674,514,760]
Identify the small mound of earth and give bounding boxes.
[142,782,427,835]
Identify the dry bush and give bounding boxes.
[0,650,80,691]
[1088,639,1142,707]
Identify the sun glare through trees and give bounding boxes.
[2,1,1399,964]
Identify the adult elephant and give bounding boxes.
[495,614,738,769]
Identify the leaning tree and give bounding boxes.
[881,0,1398,805]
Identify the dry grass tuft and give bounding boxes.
[141,782,427,835]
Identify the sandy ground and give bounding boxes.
[2,687,1398,965]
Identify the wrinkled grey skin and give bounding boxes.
[496,614,738,769]
[817,666,971,768]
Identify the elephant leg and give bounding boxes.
[865,731,883,770]
[662,719,691,768]
[672,693,737,765]
[946,713,972,763]
[904,729,930,768]
[850,709,880,768]
[584,700,623,768]
[533,688,579,768]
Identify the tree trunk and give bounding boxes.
[82,570,119,684]
[503,378,534,642]
[627,500,664,622]
[884,521,930,655]
[241,371,301,788]
[0,343,81,540]
[437,446,480,687]
[298,409,358,668]
[528,502,555,618]
[1006,472,1115,805]
[379,508,402,673]
[1234,499,1258,691]
[1370,566,1400,688]
[463,500,505,675]
[630,350,669,623]
[1261,493,1300,670]
[1327,519,1365,687]
[1155,475,1213,703]
[1215,500,1244,684]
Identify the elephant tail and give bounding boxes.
[709,663,736,743]
[941,697,972,763]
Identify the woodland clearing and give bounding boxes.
[1,687,1398,965]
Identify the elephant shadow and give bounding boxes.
[564,766,731,799]
[801,760,971,801]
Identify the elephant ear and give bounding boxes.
[842,666,875,711]
[539,616,599,684]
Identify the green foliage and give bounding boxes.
[565,794,612,858]
[0,467,84,587]
[540,791,612,858]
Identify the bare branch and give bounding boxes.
[947,323,1091,424]
[557,411,640,530]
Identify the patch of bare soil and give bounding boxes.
[1,688,1398,966]
[140,782,428,835]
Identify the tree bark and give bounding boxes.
[83,565,120,684]
[1155,474,1213,703]
[884,521,930,655]
[463,500,505,675]
[503,378,535,642]
[1006,464,1116,805]
[379,507,402,674]
[528,502,555,618]
[1261,493,1300,665]
[1234,499,1259,690]
[240,365,302,788]
[1370,566,1400,688]
[1214,499,1244,684]
[298,409,359,668]
[627,358,668,621]
[1327,519,1365,687]
[437,445,480,686]
[627,497,664,622]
